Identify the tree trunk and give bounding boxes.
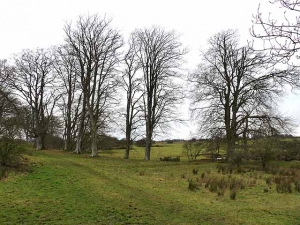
[73,97,86,154]
[41,133,46,150]
[90,138,98,157]
[74,117,84,154]
[144,130,151,160]
[64,139,68,152]
[226,134,235,160]
[65,122,72,151]
[124,131,131,159]
[145,141,151,160]
[90,119,98,157]
[124,106,130,159]
[262,160,266,170]
[36,135,43,150]
[74,133,82,154]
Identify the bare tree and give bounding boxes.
[53,45,82,152]
[182,140,207,161]
[0,60,33,141]
[189,30,296,160]
[251,0,300,63]
[12,48,59,150]
[132,26,187,160]
[0,60,13,88]
[64,14,123,157]
[0,60,21,139]
[121,35,143,159]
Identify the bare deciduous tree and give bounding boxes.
[189,30,296,160]
[53,45,82,152]
[132,26,187,160]
[251,0,300,63]
[12,49,59,150]
[64,14,123,157]
[182,140,206,161]
[122,35,143,159]
[0,60,21,139]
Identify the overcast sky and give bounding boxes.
[0,0,299,138]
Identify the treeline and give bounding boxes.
[1,0,300,162]
[0,15,187,160]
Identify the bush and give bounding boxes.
[274,177,292,193]
[44,134,64,149]
[229,177,245,190]
[182,140,207,161]
[294,179,300,193]
[98,135,126,150]
[0,140,24,168]
[265,177,272,185]
[0,139,25,179]
[217,164,226,174]
[252,137,277,169]
[135,138,147,147]
[192,168,198,175]
[159,156,180,162]
[188,179,200,191]
[230,190,237,200]
[166,140,174,144]
[231,149,244,168]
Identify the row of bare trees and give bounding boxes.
[1,0,300,161]
[0,15,187,160]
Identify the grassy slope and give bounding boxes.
[0,143,300,224]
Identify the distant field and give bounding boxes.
[1,142,300,224]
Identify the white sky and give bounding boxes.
[0,0,299,138]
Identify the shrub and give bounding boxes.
[247,178,257,187]
[275,177,292,193]
[0,139,26,179]
[188,179,200,191]
[159,156,180,162]
[294,179,300,193]
[98,135,126,150]
[135,138,147,147]
[208,180,218,193]
[252,137,277,169]
[217,164,225,173]
[230,190,237,200]
[182,140,207,161]
[139,170,145,176]
[0,167,7,180]
[229,177,245,190]
[231,150,244,168]
[217,188,226,197]
[0,140,24,168]
[236,167,246,174]
[265,177,272,185]
[192,168,198,175]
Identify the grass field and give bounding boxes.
[1,142,300,224]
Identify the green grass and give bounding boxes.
[0,142,300,224]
